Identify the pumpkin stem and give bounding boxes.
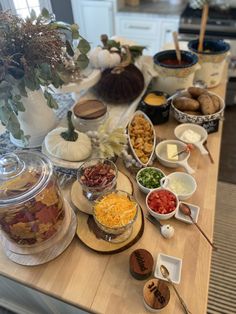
[101,34,108,48]
[61,111,78,142]
[111,45,131,74]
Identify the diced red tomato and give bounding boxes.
[147,190,176,214]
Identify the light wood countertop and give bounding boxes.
[0,75,227,314]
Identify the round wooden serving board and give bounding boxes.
[0,201,77,266]
[71,171,133,215]
[76,206,144,254]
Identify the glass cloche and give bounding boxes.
[0,152,65,246]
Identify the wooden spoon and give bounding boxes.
[198,4,209,52]
[179,203,218,251]
[160,265,192,314]
[172,31,181,64]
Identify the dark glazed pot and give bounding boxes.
[139,91,170,125]
[188,39,230,56]
[153,50,198,69]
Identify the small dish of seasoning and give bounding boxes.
[136,167,165,194]
[73,99,108,132]
[139,91,170,125]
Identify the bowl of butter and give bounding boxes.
[155,139,195,174]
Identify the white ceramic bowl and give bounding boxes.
[171,90,225,125]
[160,172,197,201]
[155,139,195,174]
[146,187,179,220]
[128,110,156,167]
[136,167,165,194]
[174,123,208,155]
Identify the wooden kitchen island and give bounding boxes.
[0,76,227,314]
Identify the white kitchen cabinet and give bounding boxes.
[71,0,115,47]
[159,19,179,49]
[116,13,179,56]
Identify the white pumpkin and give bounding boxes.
[89,46,121,69]
[45,127,92,162]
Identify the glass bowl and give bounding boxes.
[93,190,139,243]
[77,158,118,201]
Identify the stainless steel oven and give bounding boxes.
[178,4,236,105]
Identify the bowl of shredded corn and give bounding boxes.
[93,190,138,243]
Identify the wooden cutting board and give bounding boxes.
[76,206,144,254]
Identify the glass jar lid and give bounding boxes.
[0,151,53,206]
[73,99,107,120]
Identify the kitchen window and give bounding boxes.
[0,0,52,17]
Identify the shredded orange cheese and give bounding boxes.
[94,193,137,228]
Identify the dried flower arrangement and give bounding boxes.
[0,9,90,141]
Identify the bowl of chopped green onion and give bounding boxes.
[136,167,166,194]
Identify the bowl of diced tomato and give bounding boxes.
[146,188,179,220]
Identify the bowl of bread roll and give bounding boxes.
[171,87,225,128]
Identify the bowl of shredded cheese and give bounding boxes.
[93,190,138,243]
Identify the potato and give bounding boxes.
[210,94,221,113]
[173,97,200,111]
[184,110,202,116]
[180,91,192,98]
[188,87,207,99]
[198,94,215,115]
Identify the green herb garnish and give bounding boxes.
[138,168,164,189]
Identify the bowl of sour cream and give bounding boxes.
[174,123,208,155]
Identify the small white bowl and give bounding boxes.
[155,139,195,174]
[136,167,166,194]
[160,172,197,201]
[146,187,179,220]
[174,123,208,155]
[154,253,182,284]
[175,202,200,224]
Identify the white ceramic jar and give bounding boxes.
[188,39,230,88]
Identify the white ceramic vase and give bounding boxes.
[10,88,58,148]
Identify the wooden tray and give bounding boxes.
[76,206,144,254]
[0,201,77,266]
[71,171,133,214]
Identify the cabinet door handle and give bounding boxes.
[127,25,151,30]
[166,29,172,33]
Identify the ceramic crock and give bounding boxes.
[188,39,230,88]
[153,50,199,95]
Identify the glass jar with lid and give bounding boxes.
[0,152,65,247]
[72,99,108,132]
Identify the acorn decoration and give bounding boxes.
[95,45,145,104]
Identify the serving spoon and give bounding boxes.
[179,203,218,251]
[160,265,192,314]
